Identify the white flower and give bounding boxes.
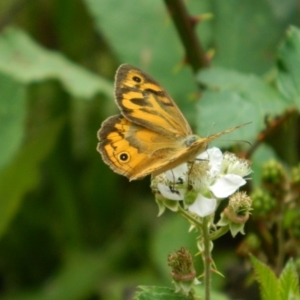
[209,174,246,198]
[154,147,251,218]
[221,152,252,177]
[188,194,217,217]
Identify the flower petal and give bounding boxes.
[165,163,188,183]
[209,174,246,198]
[157,183,184,200]
[188,194,217,217]
[197,147,223,177]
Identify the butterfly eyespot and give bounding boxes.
[132,76,142,83]
[118,152,130,162]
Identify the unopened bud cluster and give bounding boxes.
[251,188,277,218]
[261,160,286,188]
[247,159,300,268]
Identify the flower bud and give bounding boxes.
[261,160,286,188]
[168,247,199,294]
[251,188,277,218]
[218,192,252,237]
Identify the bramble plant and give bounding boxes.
[150,148,252,299]
[1,1,300,299]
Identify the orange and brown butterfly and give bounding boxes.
[97,64,245,181]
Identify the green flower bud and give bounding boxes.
[261,160,286,187]
[251,188,277,218]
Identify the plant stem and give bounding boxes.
[163,0,209,73]
[178,205,202,227]
[209,225,229,240]
[275,191,289,274]
[275,214,284,275]
[244,108,296,159]
[202,216,212,300]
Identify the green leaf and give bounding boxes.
[0,118,64,238]
[85,0,298,77]
[2,251,106,300]
[210,0,296,74]
[277,26,300,109]
[134,286,191,300]
[279,259,300,300]
[0,27,112,99]
[250,255,280,300]
[84,0,197,119]
[196,67,287,147]
[0,71,26,169]
[134,285,230,300]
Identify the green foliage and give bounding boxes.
[2,251,107,300]
[196,24,300,147]
[134,286,192,300]
[197,67,286,145]
[0,117,64,238]
[152,216,198,280]
[134,285,230,300]
[0,27,113,99]
[251,255,300,300]
[0,0,300,299]
[84,0,197,119]
[0,72,25,169]
[279,260,300,300]
[277,26,300,108]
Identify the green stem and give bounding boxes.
[163,0,209,73]
[275,214,284,275]
[209,225,230,241]
[202,216,212,300]
[178,205,202,227]
[275,192,289,274]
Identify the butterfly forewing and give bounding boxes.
[115,64,192,137]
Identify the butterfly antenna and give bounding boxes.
[206,122,216,137]
[231,139,252,146]
[206,122,252,143]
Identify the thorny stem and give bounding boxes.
[178,208,214,300]
[275,189,290,274]
[275,213,284,275]
[244,108,296,159]
[257,220,276,266]
[202,216,212,300]
[163,0,209,73]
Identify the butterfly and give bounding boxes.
[97,64,246,181]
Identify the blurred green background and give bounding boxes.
[0,0,299,299]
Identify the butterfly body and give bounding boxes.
[97,64,245,181]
